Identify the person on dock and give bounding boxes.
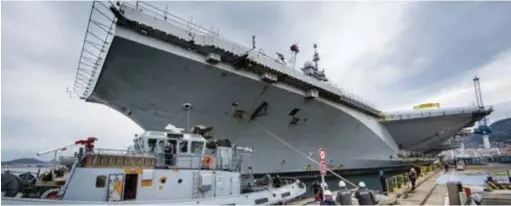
[335,180,352,205]
[444,162,449,173]
[311,181,321,201]
[355,181,376,205]
[409,168,417,191]
[316,182,329,201]
[320,190,337,205]
[378,170,388,195]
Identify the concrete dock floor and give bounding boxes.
[396,172,443,205]
[288,166,441,205]
[290,163,511,205]
[399,163,511,206]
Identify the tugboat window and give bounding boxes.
[96,175,106,188]
[180,141,188,153]
[191,141,204,154]
[148,139,157,153]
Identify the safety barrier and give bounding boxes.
[455,157,489,165]
[496,155,511,163]
[486,180,511,190]
[485,169,511,190]
[385,164,440,193]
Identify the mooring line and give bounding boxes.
[252,121,359,188]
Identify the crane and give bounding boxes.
[472,76,492,149]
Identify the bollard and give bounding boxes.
[392,176,398,192]
[507,169,511,183]
[385,178,391,194]
[399,175,404,188]
[447,181,462,205]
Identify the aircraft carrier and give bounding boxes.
[73,1,493,174]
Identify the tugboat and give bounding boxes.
[1,125,306,204]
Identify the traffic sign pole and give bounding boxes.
[318,148,327,200]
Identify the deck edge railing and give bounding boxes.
[73,1,117,99]
[119,1,382,115]
[381,106,493,121]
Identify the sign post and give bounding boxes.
[319,148,328,200]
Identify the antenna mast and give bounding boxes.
[313,44,320,71]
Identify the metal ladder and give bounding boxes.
[192,172,201,198]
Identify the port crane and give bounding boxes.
[472,76,492,149]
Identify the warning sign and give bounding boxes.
[320,161,328,176]
[319,148,326,162]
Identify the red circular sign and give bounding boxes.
[320,161,328,176]
[319,148,326,161]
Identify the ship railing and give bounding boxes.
[123,1,248,52]
[73,1,117,99]
[156,153,244,171]
[92,148,148,156]
[278,176,302,186]
[324,81,379,112]
[121,1,382,115]
[382,106,492,121]
[122,1,290,72]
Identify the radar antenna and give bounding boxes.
[313,44,320,71]
[300,44,328,81]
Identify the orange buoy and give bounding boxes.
[201,155,214,169]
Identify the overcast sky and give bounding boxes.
[2,1,511,161]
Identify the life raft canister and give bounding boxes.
[201,155,214,169]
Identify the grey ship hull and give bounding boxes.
[75,2,489,175]
[87,29,399,174]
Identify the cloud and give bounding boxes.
[1,1,143,161]
[2,1,511,160]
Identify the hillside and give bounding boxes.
[1,158,46,165]
[464,117,511,146]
